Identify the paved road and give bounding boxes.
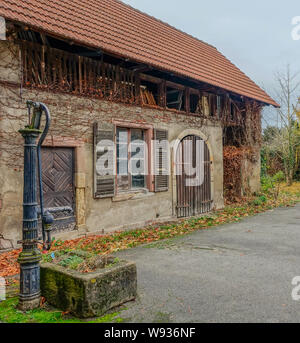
[116,204,300,323]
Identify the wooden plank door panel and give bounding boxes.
[38,147,76,233]
[176,135,212,218]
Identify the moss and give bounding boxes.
[105,257,121,269]
[0,298,124,323]
[40,265,85,314]
[40,261,136,318]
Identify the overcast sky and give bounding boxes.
[122,0,300,108]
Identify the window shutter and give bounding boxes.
[154,129,169,192]
[93,123,115,198]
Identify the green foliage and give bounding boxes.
[251,196,266,207]
[251,194,268,206]
[58,255,84,270]
[42,249,72,263]
[261,175,273,193]
[0,298,124,323]
[273,171,285,183]
[261,148,268,178]
[53,239,64,247]
[261,171,285,200]
[259,195,267,203]
[160,225,172,230]
[106,257,121,269]
[42,249,121,272]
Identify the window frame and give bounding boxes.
[113,121,154,194]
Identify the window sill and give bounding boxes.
[112,189,154,202]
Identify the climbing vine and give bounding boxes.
[222,99,263,201]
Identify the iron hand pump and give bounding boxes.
[18,101,52,310]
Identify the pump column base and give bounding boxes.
[18,294,41,311]
[18,256,42,311]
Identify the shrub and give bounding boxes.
[261,175,273,193]
[259,195,267,203]
[273,171,285,183]
[261,171,285,200]
[252,198,263,206]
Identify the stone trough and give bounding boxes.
[40,259,137,318]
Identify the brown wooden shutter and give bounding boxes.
[93,122,115,198]
[154,129,169,192]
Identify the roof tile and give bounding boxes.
[0,0,278,106]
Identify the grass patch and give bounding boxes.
[0,298,125,323]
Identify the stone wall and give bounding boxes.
[0,41,225,247]
[241,149,261,195]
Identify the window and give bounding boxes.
[116,127,147,192]
[94,123,169,197]
[166,87,185,111]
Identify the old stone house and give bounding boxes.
[0,0,278,249]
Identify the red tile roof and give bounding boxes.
[0,0,278,106]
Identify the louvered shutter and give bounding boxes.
[154,129,169,192]
[93,123,115,198]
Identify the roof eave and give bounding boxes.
[4,18,279,108]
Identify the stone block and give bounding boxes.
[40,260,137,318]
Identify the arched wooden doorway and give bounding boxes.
[176,135,212,218]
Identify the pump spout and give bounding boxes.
[37,206,73,250]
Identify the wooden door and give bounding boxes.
[176,135,212,218]
[39,147,76,232]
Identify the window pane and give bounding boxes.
[117,128,128,143]
[131,129,144,141]
[130,129,145,188]
[116,127,147,190]
[131,158,145,175]
[117,158,128,175]
[117,143,128,158]
[117,128,129,190]
[131,158,145,188]
[132,175,145,188]
[131,143,145,158]
[117,128,128,174]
